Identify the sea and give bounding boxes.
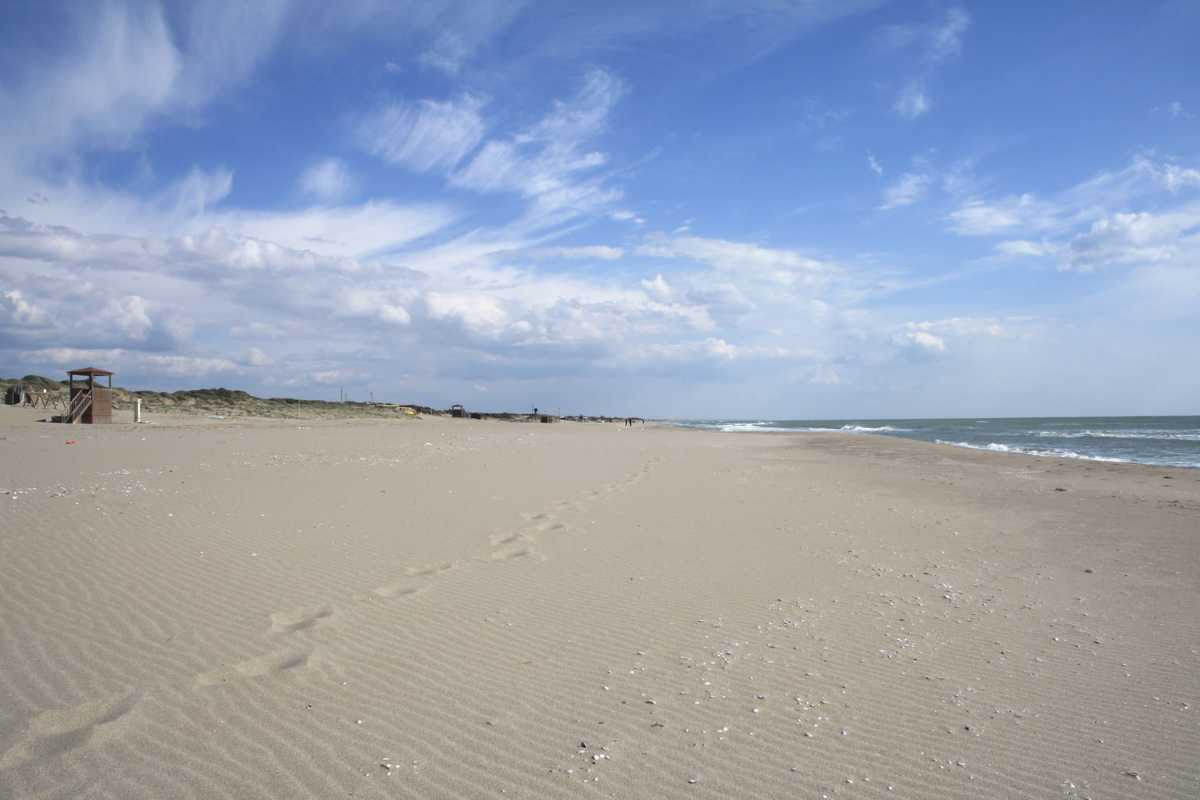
[672,416,1200,469]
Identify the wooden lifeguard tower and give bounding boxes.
[66,367,113,424]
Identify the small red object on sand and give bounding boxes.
[65,440,76,445]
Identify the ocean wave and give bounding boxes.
[936,440,1131,463]
[716,422,793,432]
[1033,429,1200,442]
[837,424,911,433]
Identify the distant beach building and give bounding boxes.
[66,367,113,424]
[450,403,467,418]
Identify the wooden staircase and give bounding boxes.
[67,389,92,423]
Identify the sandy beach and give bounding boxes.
[1,407,1197,799]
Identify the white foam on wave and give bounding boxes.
[717,422,793,432]
[936,440,1131,463]
[837,424,910,433]
[1034,429,1200,442]
[709,422,913,434]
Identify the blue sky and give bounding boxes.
[1,1,1198,418]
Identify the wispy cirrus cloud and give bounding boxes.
[894,82,931,119]
[0,2,286,159]
[451,69,626,223]
[356,94,487,173]
[880,172,931,209]
[879,8,969,120]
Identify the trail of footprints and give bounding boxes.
[0,690,140,772]
[0,458,661,773]
[192,456,661,689]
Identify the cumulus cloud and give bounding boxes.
[951,155,1200,276]
[895,329,946,352]
[1064,207,1200,271]
[0,289,47,325]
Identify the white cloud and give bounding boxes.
[927,8,970,62]
[1169,100,1183,118]
[0,3,286,161]
[418,32,470,75]
[641,274,672,301]
[881,173,930,209]
[637,235,829,275]
[1,289,47,325]
[953,156,1200,275]
[426,292,510,334]
[525,245,623,260]
[21,347,239,377]
[881,9,968,120]
[105,295,153,341]
[867,152,884,175]
[1064,207,1200,271]
[894,84,930,119]
[880,8,970,64]
[299,159,357,203]
[213,201,457,259]
[704,337,739,360]
[996,239,1057,257]
[903,330,945,351]
[947,195,1043,234]
[335,286,414,326]
[357,94,487,173]
[244,347,270,367]
[610,209,644,224]
[1160,163,1200,192]
[452,70,626,223]
[311,368,366,386]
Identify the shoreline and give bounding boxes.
[664,419,1200,471]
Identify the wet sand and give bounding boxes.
[1,407,1197,798]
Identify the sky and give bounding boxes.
[1,1,1198,419]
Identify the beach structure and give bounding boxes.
[450,404,467,418]
[4,383,29,405]
[66,367,113,424]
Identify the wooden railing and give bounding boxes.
[67,390,92,423]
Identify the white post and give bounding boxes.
[134,398,142,424]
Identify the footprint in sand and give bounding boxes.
[490,531,534,547]
[269,604,334,634]
[0,690,139,771]
[195,648,316,687]
[405,561,455,578]
[488,545,543,562]
[362,561,456,600]
[367,580,426,599]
